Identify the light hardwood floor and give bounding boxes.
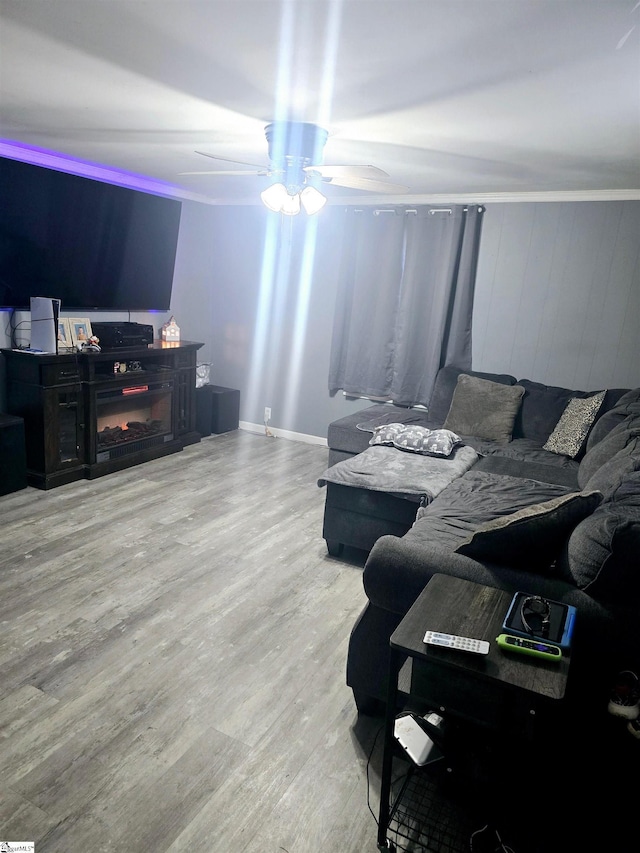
[1,430,393,853]
[3,431,635,853]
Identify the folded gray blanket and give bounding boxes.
[317,444,479,502]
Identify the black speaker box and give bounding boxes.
[91,321,153,349]
[195,386,213,437]
[195,385,240,435]
[0,414,28,495]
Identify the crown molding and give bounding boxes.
[3,143,637,206]
[196,188,640,206]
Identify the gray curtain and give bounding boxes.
[328,205,484,406]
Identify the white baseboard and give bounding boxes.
[239,421,327,447]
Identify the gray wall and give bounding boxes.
[2,200,639,437]
[169,199,640,440]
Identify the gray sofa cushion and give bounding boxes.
[578,415,640,488]
[513,379,590,443]
[583,435,640,498]
[362,534,595,619]
[473,454,579,488]
[327,404,433,455]
[513,384,628,446]
[443,375,525,443]
[557,472,640,599]
[455,490,602,571]
[468,438,581,473]
[586,388,640,451]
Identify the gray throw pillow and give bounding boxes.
[578,415,640,488]
[455,490,603,570]
[427,365,517,424]
[443,374,525,444]
[369,423,407,446]
[584,436,640,498]
[392,426,462,457]
[370,424,463,457]
[543,391,606,458]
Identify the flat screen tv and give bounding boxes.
[0,156,182,311]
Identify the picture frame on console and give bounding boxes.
[69,318,93,347]
[57,318,73,351]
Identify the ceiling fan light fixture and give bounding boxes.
[300,185,327,215]
[261,178,325,216]
[280,191,301,216]
[260,182,289,212]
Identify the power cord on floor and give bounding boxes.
[366,715,518,853]
[365,721,413,826]
[470,823,516,853]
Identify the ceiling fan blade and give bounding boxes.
[306,164,390,180]
[195,150,267,169]
[326,176,409,193]
[179,169,267,176]
[190,127,404,192]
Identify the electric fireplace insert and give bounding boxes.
[94,379,174,463]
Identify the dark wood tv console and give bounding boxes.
[1,340,204,489]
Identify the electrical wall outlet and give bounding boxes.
[264,407,271,422]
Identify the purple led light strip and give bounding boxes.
[0,139,184,199]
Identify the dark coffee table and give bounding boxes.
[376,574,571,851]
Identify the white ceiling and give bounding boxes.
[1,0,639,206]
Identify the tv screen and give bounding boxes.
[0,157,182,311]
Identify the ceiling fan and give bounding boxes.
[180,121,408,214]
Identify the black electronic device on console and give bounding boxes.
[91,322,154,349]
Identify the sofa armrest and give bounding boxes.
[363,535,492,615]
[363,534,587,618]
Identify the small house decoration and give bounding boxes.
[161,316,180,342]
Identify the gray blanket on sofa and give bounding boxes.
[317,444,479,502]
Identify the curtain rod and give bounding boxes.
[357,206,483,215]
[371,208,418,215]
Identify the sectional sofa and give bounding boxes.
[319,365,640,715]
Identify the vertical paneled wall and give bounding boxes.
[473,201,640,389]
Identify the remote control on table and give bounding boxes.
[495,633,562,662]
[423,630,490,655]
